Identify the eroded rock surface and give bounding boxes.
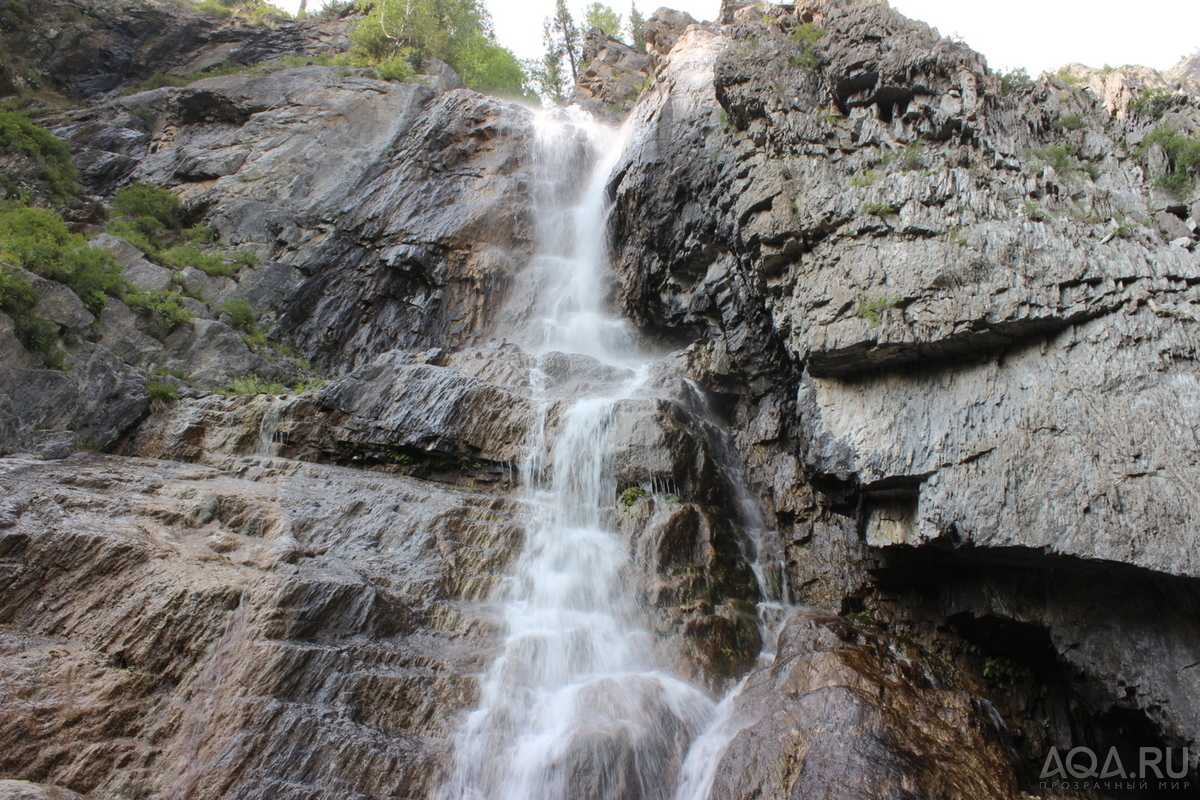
[0,453,521,799]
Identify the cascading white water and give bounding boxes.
[438,107,789,800]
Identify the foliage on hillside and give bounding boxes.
[350,0,527,96]
[0,110,78,204]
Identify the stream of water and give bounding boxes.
[437,107,787,800]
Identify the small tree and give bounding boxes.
[584,2,621,38]
[532,21,569,102]
[628,2,646,52]
[549,0,581,82]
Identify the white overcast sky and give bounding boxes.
[290,0,1199,75]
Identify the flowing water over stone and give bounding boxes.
[438,108,785,800]
[436,106,792,800]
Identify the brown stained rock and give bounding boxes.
[572,29,653,119]
[644,7,699,57]
[0,452,522,799]
[706,609,1020,800]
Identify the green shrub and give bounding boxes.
[1021,199,1047,220]
[158,245,236,277]
[1139,127,1200,198]
[124,289,194,337]
[850,169,879,187]
[0,262,39,316]
[620,486,647,507]
[107,215,166,255]
[220,297,257,333]
[789,22,825,70]
[455,40,527,96]
[146,377,181,401]
[111,183,186,228]
[1130,88,1176,119]
[183,224,216,244]
[348,0,528,97]
[1055,114,1085,131]
[997,68,1033,92]
[1040,142,1078,173]
[0,110,78,203]
[863,202,896,216]
[0,205,124,315]
[375,54,414,82]
[0,263,64,368]
[230,248,260,268]
[16,316,65,368]
[882,142,925,171]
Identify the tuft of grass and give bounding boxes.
[0,262,65,368]
[146,378,181,401]
[220,297,266,346]
[881,141,926,171]
[850,169,879,187]
[158,245,237,277]
[107,216,166,255]
[0,262,39,316]
[0,110,79,203]
[1040,142,1078,174]
[856,294,903,327]
[1021,199,1047,220]
[1055,114,1085,131]
[375,55,413,82]
[14,315,66,368]
[111,183,185,228]
[216,374,285,395]
[219,297,256,332]
[863,202,896,216]
[124,289,194,338]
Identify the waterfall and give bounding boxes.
[437,107,787,800]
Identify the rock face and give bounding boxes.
[571,29,652,119]
[0,0,351,98]
[1,61,539,458]
[608,0,1200,782]
[705,610,1020,800]
[3,0,1200,796]
[0,452,521,799]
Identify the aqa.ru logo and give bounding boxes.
[1040,746,1194,792]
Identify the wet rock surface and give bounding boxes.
[705,609,1021,800]
[0,452,521,799]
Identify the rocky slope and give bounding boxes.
[1,0,1199,797]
